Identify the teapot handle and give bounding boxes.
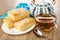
[31,0,35,4]
[52,0,56,5]
[31,0,56,5]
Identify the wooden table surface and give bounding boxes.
[0,0,60,40]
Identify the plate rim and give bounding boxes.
[1,23,35,35]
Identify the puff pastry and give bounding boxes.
[14,18,36,31]
[3,18,14,28]
[8,9,30,21]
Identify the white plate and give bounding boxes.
[1,23,35,35]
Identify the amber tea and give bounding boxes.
[35,14,56,31]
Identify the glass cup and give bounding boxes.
[34,14,57,32]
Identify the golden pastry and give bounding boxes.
[3,18,14,28]
[8,9,30,21]
[14,18,36,31]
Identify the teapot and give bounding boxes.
[30,0,57,31]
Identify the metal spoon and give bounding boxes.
[33,29,50,40]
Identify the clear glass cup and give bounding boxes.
[34,13,57,32]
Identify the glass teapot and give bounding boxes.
[30,0,57,31]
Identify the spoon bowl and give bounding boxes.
[33,29,51,40]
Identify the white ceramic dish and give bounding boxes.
[1,23,35,35]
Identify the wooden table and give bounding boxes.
[0,20,57,40]
[0,0,60,40]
